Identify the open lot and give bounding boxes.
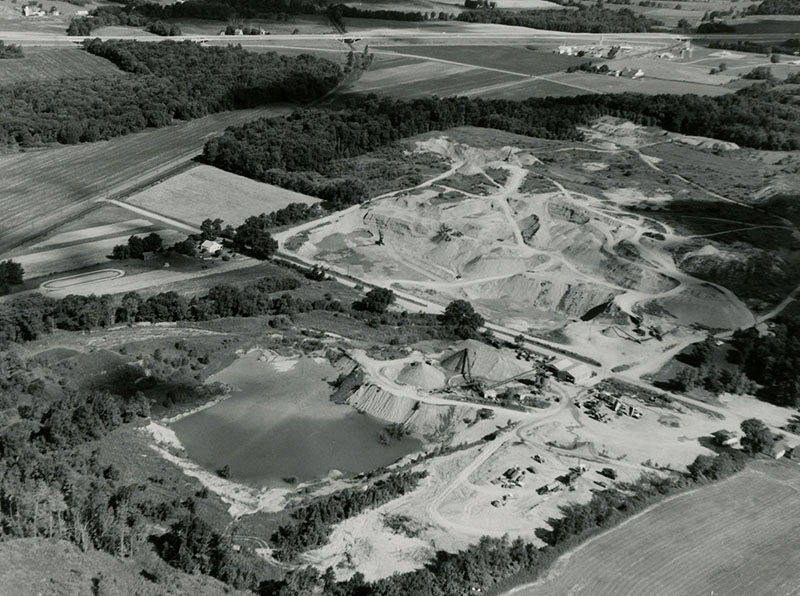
[126,165,319,228]
[0,105,291,253]
[0,46,123,83]
[516,461,800,596]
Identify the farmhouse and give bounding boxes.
[200,239,223,254]
[22,5,46,16]
[711,429,740,447]
[770,441,788,460]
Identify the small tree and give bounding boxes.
[740,418,774,455]
[770,53,780,63]
[0,259,24,286]
[354,287,395,313]
[440,300,484,339]
[200,218,224,241]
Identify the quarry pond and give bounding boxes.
[170,351,422,487]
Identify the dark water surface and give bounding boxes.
[171,353,421,486]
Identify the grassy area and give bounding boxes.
[127,164,320,228]
[0,105,290,253]
[0,538,248,596]
[0,47,123,83]
[520,460,800,596]
[387,45,587,76]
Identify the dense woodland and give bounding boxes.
[455,4,660,32]
[730,316,800,408]
[745,0,800,15]
[0,40,341,149]
[204,88,800,205]
[272,471,427,560]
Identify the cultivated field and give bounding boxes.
[547,71,733,96]
[0,47,123,83]
[515,462,800,596]
[0,105,291,253]
[126,165,319,227]
[349,59,526,98]
[386,45,587,76]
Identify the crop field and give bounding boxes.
[126,165,319,227]
[387,45,587,76]
[0,47,123,83]
[460,77,585,99]
[516,462,800,596]
[0,105,291,253]
[349,60,525,98]
[547,72,733,96]
[611,57,737,85]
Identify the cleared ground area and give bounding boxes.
[126,164,319,227]
[0,105,291,253]
[514,462,800,596]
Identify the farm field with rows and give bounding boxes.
[386,45,587,76]
[0,105,291,253]
[0,47,123,83]
[517,462,800,596]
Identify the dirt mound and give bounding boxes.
[396,361,446,390]
[440,339,527,381]
[347,384,417,423]
[346,382,468,438]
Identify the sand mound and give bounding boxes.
[347,382,469,438]
[440,339,527,381]
[396,361,446,390]
[347,384,417,423]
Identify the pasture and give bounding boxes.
[0,105,291,253]
[547,71,733,96]
[386,45,587,76]
[348,58,526,98]
[0,47,123,83]
[515,462,800,596]
[126,165,319,227]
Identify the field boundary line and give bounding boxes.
[102,200,200,234]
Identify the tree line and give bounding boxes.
[203,88,800,208]
[745,0,800,15]
[0,39,341,150]
[730,315,800,408]
[272,470,427,561]
[264,449,749,596]
[455,4,660,33]
[703,38,800,56]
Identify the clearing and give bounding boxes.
[513,461,800,596]
[126,164,320,228]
